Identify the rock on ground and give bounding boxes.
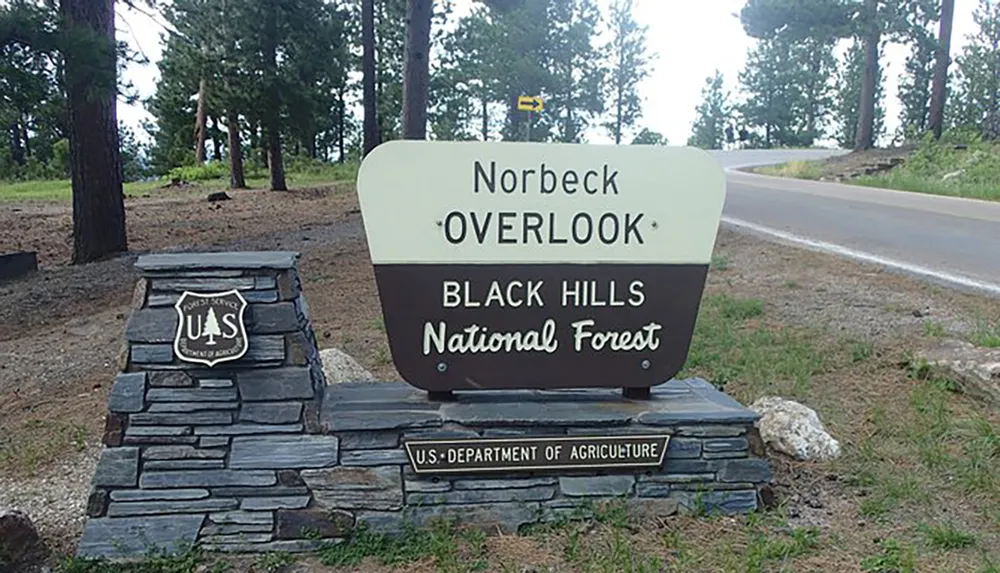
[0,508,44,568]
[918,339,1000,406]
[318,347,376,384]
[749,397,840,461]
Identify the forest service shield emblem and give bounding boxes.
[173,290,249,367]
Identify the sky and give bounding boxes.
[113,0,984,148]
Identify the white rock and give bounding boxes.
[918,339,1000,406]
[749,397,840,461]
[318,348,376,384]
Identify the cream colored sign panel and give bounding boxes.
[356,141,727,265]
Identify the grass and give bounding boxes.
[755,137,1000,201]
[0,419,88,475]
[681,293,827,398]
[924,320,947,337]
[38,293,1000,571]
[755,160,825,180]
[971,319,1000,348]
[853,171,1000,201]
[0,162,360,202]
[918,522,978,550]
[0,178,164,201]
[315,521,482,569]
[709,253,731,271]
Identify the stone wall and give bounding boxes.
[79,252,338,558]
[310,380,772,535]
[78,251,772,559]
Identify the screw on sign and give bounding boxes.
[356,141,727,398]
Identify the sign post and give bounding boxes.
[517,95,543,142]
[357,141,727,399]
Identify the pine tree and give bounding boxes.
[631,128,666,144]
[835,38,886,148]
[440,6,502,140]
[738,36,830,148]
[431,5,489,140]
[603,0,650,144]
[738,0,902,150]
[0,0,67,179]
[402,0,433,139]
[547,0,605,143]
[487,0,550,141]
[951,0,1000,139]
[896,0,939,138]
[203,307,221,345]
[927,0,956,139]
[62,0,128,263]
[375,0,407,142]
[688,70,731,149]
[362,0,378,155]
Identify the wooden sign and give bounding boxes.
[404,434,670,474]
[356,141,726,394]
[517,95,543,112]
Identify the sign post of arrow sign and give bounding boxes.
[517,95,543,112]
[356,141,727,396]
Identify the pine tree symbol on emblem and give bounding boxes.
[203,307,221,346]
[172,289,249,367]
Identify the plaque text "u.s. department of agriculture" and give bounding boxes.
[404,434,671,474]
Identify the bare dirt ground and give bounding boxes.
[1,182,999,571]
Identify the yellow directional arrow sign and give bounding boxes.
[517,95,543,112]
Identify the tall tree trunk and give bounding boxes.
[210,115,224,160]
[855,0,880,150]
[402,0,432,139]
[986,22,1000,140]
[9,124,24,165]
[928,0,955,140]
[227,110,246,189]
[61,0,127,264]
[337,86,346,162]
[614,49,624,144]
[248,117,258,154]
[262,4,286,191]
[375,0,384,141]
[362,0,378,156]
[614,86,623,145]
[194,76,208,164]
[481,97,488,140]
[21,117,30,159]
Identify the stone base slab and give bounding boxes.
[78,378,770,559]
[310,379,770,536]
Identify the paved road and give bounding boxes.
[708,149,1000,297]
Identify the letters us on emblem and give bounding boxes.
[173,289,249,367]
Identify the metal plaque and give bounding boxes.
[173,289,249,367]
[404,434,670,475]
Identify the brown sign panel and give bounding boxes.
[173,290,249,367]
[376,263,706,391]
[404,434,671,474]
[357,141,727,393]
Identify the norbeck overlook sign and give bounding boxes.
[356,141,726,394]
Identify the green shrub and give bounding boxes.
[166,161,229,182]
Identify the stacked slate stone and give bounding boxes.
[311,379,773,534]
[78,252,341,558]
[77,251,774,559]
